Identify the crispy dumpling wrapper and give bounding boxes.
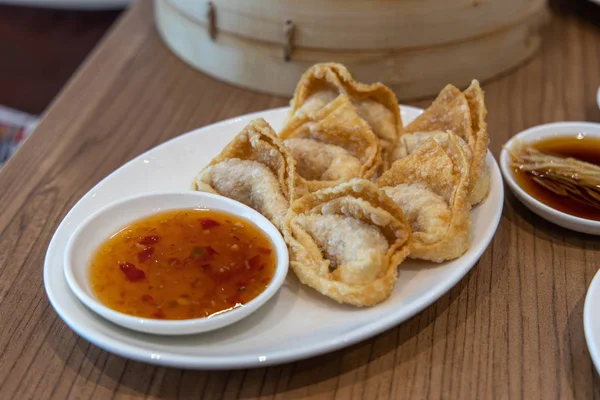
[400,80,490,205]
[463,80,490,205]
[192,118,298,229]
[378,135,471,262]
[287,63,402,167]
[392,130,472,161]
[404,84,474,147]
[283,179,411,306]
[280,95,382,191]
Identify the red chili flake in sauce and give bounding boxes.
[199,218,220,229]
[118,262,146,282]
[137,246,154,263]
[205,246,218,255]
[152,310,165,319]
[141,294,154,303]
[139,235,160,245]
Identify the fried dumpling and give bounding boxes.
[400,80,490,205]
[378,135,471,262]
[192,118,297,230]
[284,139,362,182]
[463,80,490,205]
[283,179,411,306]
[280,95,381,191]
[287,63,402,167]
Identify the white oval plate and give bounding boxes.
[500,122,600,235]
[44,106,504,370]
[584,268,600,375]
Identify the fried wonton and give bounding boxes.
[463,80,490,205]
[378,135,471,262]
[283,179,411,306]
[279,95,381,191]
[286,63,402,167]
[192,118,298,230]
[400,80,490,205]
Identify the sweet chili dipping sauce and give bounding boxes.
[89,209,276,320]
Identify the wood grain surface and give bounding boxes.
[1,1,600,399]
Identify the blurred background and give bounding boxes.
[0,0,598,167]
[0,0,128,165]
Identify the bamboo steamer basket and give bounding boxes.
[155,0,548,100]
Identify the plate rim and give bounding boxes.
[44,105,504,369]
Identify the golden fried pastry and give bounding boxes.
[463,80,490,205]
[400,80,490,205]
[392,130,472,161]
[280,95,381,191]
[192,118,298,230]
[284,139,362,182]
[404,84,473,146]
[286,63,402,167]
[378,135,471,262]
[283,179,411,306]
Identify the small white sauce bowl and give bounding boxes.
[500,122,600,235]
[64,191,289,335]
[584,267,600,376]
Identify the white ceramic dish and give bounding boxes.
[44,106,504,369]
[64,191,289,336]
[500,122,600,235]
[584,268,600,375]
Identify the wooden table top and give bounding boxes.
[1,1,600,399]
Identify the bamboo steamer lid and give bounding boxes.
[155,0,549,100]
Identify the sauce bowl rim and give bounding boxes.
[500,121,600,233]
[63,190,289,336]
